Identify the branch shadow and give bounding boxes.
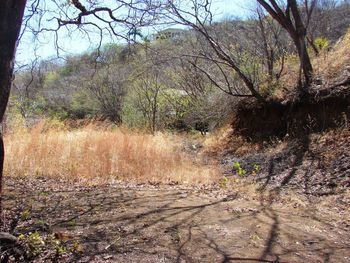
[2,177,350,263]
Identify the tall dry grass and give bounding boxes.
[4,121,218,185]
[203,125,262,156]
[314,28,350,79]
[273,28,350,100]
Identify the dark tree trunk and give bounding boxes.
[289,0,313,86]
[0,0,27,226]
[292,34,313,86]
[257,0,315,88]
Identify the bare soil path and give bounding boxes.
[2,177,350,262]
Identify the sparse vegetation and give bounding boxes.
[314,27,350,78]
[1,0,350,262]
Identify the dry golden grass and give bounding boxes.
[314,28,350,79]
[203,125,261,156]
[272,28,350,100]
[4,121,218,185]
[203,125,234,152]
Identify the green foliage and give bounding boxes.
[239,51,264,80]
[18,232,69,258]
[71,241,83,253]
[55,244,67,255]
[122,99,147,128]
[252,164,260,176]
[219,176,229,188]
[49,235,68,255]
[11,95,47,117]
[233,162,247,177]
[47,107,70,121]
[5,107,27,131]
[44,71,59,87]
[18,232,45,257]
[314,37,330,50]
[219,175,242,188]
[71,90,99,119]
[21,209,31,220]
[57,58,80,77]
[124,76,177,132]
[233,162,260,177]
[37,219,47,227]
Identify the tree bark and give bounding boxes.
[288,0,313,86]
[0,0,27,227]
[293,35,313,86]
[257,0,314,87]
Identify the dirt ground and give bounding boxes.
[2,176,350,263]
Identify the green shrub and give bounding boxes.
[233,162,247,177]
[314,37,330,50]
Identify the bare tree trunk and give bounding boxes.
[294,36,313,86]
[151,106,156,134]
[0,0,27,227]
[257,0,315,88]
[150,91,158,135]
[289,0,313,86]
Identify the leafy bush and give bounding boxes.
[314,37,330,50]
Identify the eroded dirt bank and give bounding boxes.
[2,177,350,262]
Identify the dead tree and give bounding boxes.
[165,0,266,103]
[257,0,316,87]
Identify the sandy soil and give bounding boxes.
[2,177,350,263]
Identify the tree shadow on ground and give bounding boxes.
[3,177,350,263]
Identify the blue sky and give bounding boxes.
[16,0,250,65]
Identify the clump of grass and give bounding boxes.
[4,120,218,185]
